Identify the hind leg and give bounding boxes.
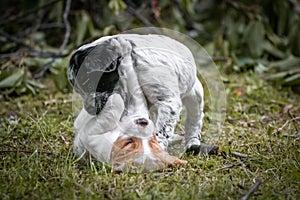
[182,79,204,154]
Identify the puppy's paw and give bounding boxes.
[173,158,188,165]
[185,138,201,155]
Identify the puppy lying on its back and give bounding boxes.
[69,34,204,171]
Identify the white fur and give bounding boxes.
[72,34,204,163]
[74,94,124,162]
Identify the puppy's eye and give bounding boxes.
[124,139,134,147]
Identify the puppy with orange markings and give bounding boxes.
[69,34,203,172]
[74,93,187,172]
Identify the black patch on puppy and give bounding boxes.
[68,44,122,115]
[68,46,95,87]
[96,57,121,93]
[84,92,111,115]
[83,65,120,115]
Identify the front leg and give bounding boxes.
[150,98,182,150]
[182,79,204,154]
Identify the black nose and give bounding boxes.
[135,118,148,127]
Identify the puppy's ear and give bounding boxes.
[95,94,124,132]
[68,47,95,90]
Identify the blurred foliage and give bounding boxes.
[0,0,299,97]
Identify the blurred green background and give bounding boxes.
[0,0,300,96]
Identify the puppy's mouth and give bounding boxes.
[110,135,187,172]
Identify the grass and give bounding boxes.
[0,72,299,199]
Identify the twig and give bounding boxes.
[34,0,72,79]
[288,110,299,131]
[217,162,243,171]
[241,178,262,200]
[58,0,72,53]
[125,1,154,27]
[0,0,71,66]
[271,117,300,134]
[0,0,62,26]
[33,59,56,79]
[0,31,69,59]
[205,161,244,176]
[0,30,34,50]
[231,151,252,159]
[0,50,69,59]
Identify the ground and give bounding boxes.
[0,72,299,199]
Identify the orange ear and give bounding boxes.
[148,134,163,152]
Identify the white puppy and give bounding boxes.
[69,34,204,171]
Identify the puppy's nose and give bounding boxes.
[135,118,149,127]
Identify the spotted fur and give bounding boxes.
[70,34,204,157]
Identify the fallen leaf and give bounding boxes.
[281,104,293,114]
[233,89,243,96]
[239,121,248,127]
[259,116,273,123]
